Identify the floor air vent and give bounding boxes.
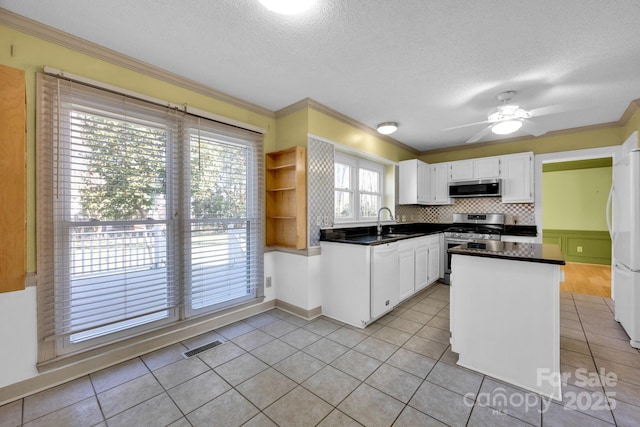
[183,340,224,358]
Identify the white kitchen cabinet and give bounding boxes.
[399,159,430,205]
[450,156,500,181]
[412,234,442,295]
[474,157,501,179]
[500,152,534,203]
[450,160,474,181]
[371,243,400,318]
[399,239,416,301]
[427,237,441,284]
[430,163,453,205]
[440,233,446,279]
[414,237,429,291]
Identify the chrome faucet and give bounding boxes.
[377,207,394,235]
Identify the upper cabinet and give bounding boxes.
[266,146,307,249]
[449,160,474,181]
[474,157,501,179]
[500,152,534,203]
[430,163,453,205]
[450,157,500,181]
[399,159,430,205]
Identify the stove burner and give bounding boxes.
[445,226,503,235]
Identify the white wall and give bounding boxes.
[0,287,38,388]
[263,251,277,302]
[272,251,322,311]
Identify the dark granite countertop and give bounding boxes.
[320,222,449,246]
[503,225,537,237]
[448,241,565,265]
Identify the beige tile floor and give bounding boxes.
[1,283,640,426]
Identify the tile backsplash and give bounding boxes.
[396,198,535,225]
[307,137,335,247]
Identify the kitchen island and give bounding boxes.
[449,241,565,400]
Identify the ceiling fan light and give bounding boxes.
[377,122,398,135]
[491,120,522,135]
[258,0,315,15]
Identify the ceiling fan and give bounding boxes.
[445,91,548,143]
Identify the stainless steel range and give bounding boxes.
[444,213,506,285]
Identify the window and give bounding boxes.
[334,152,384,222]
[37,73,263,356]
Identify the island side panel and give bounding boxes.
[320,242,371,327]
[450,254,561,400]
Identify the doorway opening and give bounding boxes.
[541,157,612,297]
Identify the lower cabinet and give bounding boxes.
[427,237,441,285]
[402,234,442,302]
[320,234,442,328]
[399,239,417,301]
[414,238,429,291]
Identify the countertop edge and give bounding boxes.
[449,249,565,265]
[448,242,565,266]
[320,230,443,246]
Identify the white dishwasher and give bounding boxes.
[371,242,399,318]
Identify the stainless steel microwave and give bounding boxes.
[448,179,501,198]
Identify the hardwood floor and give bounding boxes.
[560,262,611,297]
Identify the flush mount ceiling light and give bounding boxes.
[377,122,398,135]
[491,119,523,135]
[258,0,315,15]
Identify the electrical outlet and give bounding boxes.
[265,276,272,288]
[577,246,583,253]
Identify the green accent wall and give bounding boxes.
[542,165,611,231]
[542,157,612,172]
[543,229,611,265]
[541,161,612,265]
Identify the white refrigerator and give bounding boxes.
[608,145,640,348]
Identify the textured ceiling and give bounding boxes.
[2,0,640,151]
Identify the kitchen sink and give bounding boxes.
[380,233,424,239]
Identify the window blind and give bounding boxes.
[37,73,263,356]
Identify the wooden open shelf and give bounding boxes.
[266,147,306,249]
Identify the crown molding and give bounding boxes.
[0,8,275,118]
[276,98,419,155]
[618,98,640,126]
[274,98,311,118]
